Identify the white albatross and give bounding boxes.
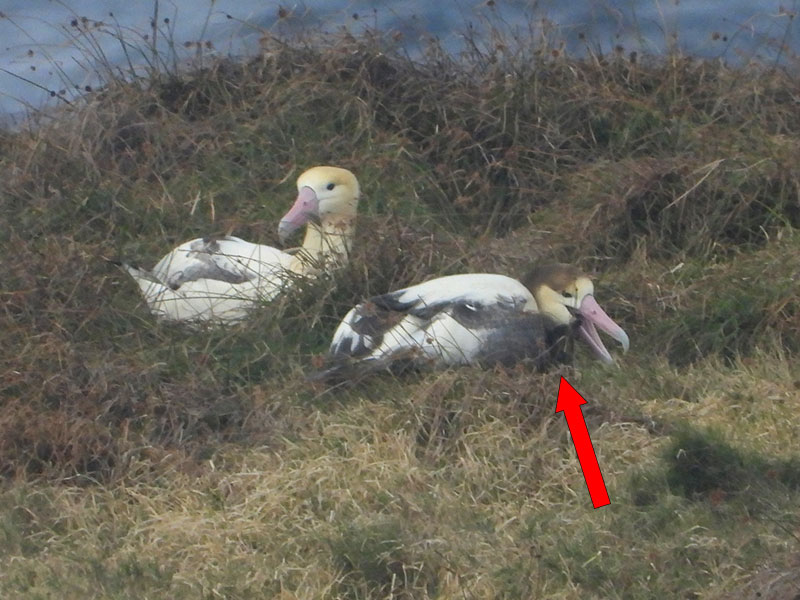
[122,166,360,323]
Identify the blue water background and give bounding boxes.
[1,0,798,121]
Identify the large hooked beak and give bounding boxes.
[576,295,630,364]
[278,186,319,243]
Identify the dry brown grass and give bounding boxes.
[0,23,799,599]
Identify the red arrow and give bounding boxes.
[555,376,611,509]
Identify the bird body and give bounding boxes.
[330,273,539,365]
[123,236,301,322]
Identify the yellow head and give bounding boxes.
[522,263,629,363]
[278,166,360,242]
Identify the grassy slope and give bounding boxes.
[1,31,799,599]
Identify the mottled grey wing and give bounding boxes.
[166,238,254,289]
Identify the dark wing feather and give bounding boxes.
[472,313,577,369]
[165,237,255,289]
[334,290,426,357]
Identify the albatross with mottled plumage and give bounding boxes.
[316,264,629,379]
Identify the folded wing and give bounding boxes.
[329,273,546,366]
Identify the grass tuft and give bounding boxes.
[329,516,440,599]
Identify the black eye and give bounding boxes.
[562,291,573,298]
[326,183,335,191]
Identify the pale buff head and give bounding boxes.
[278,166,360,243]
